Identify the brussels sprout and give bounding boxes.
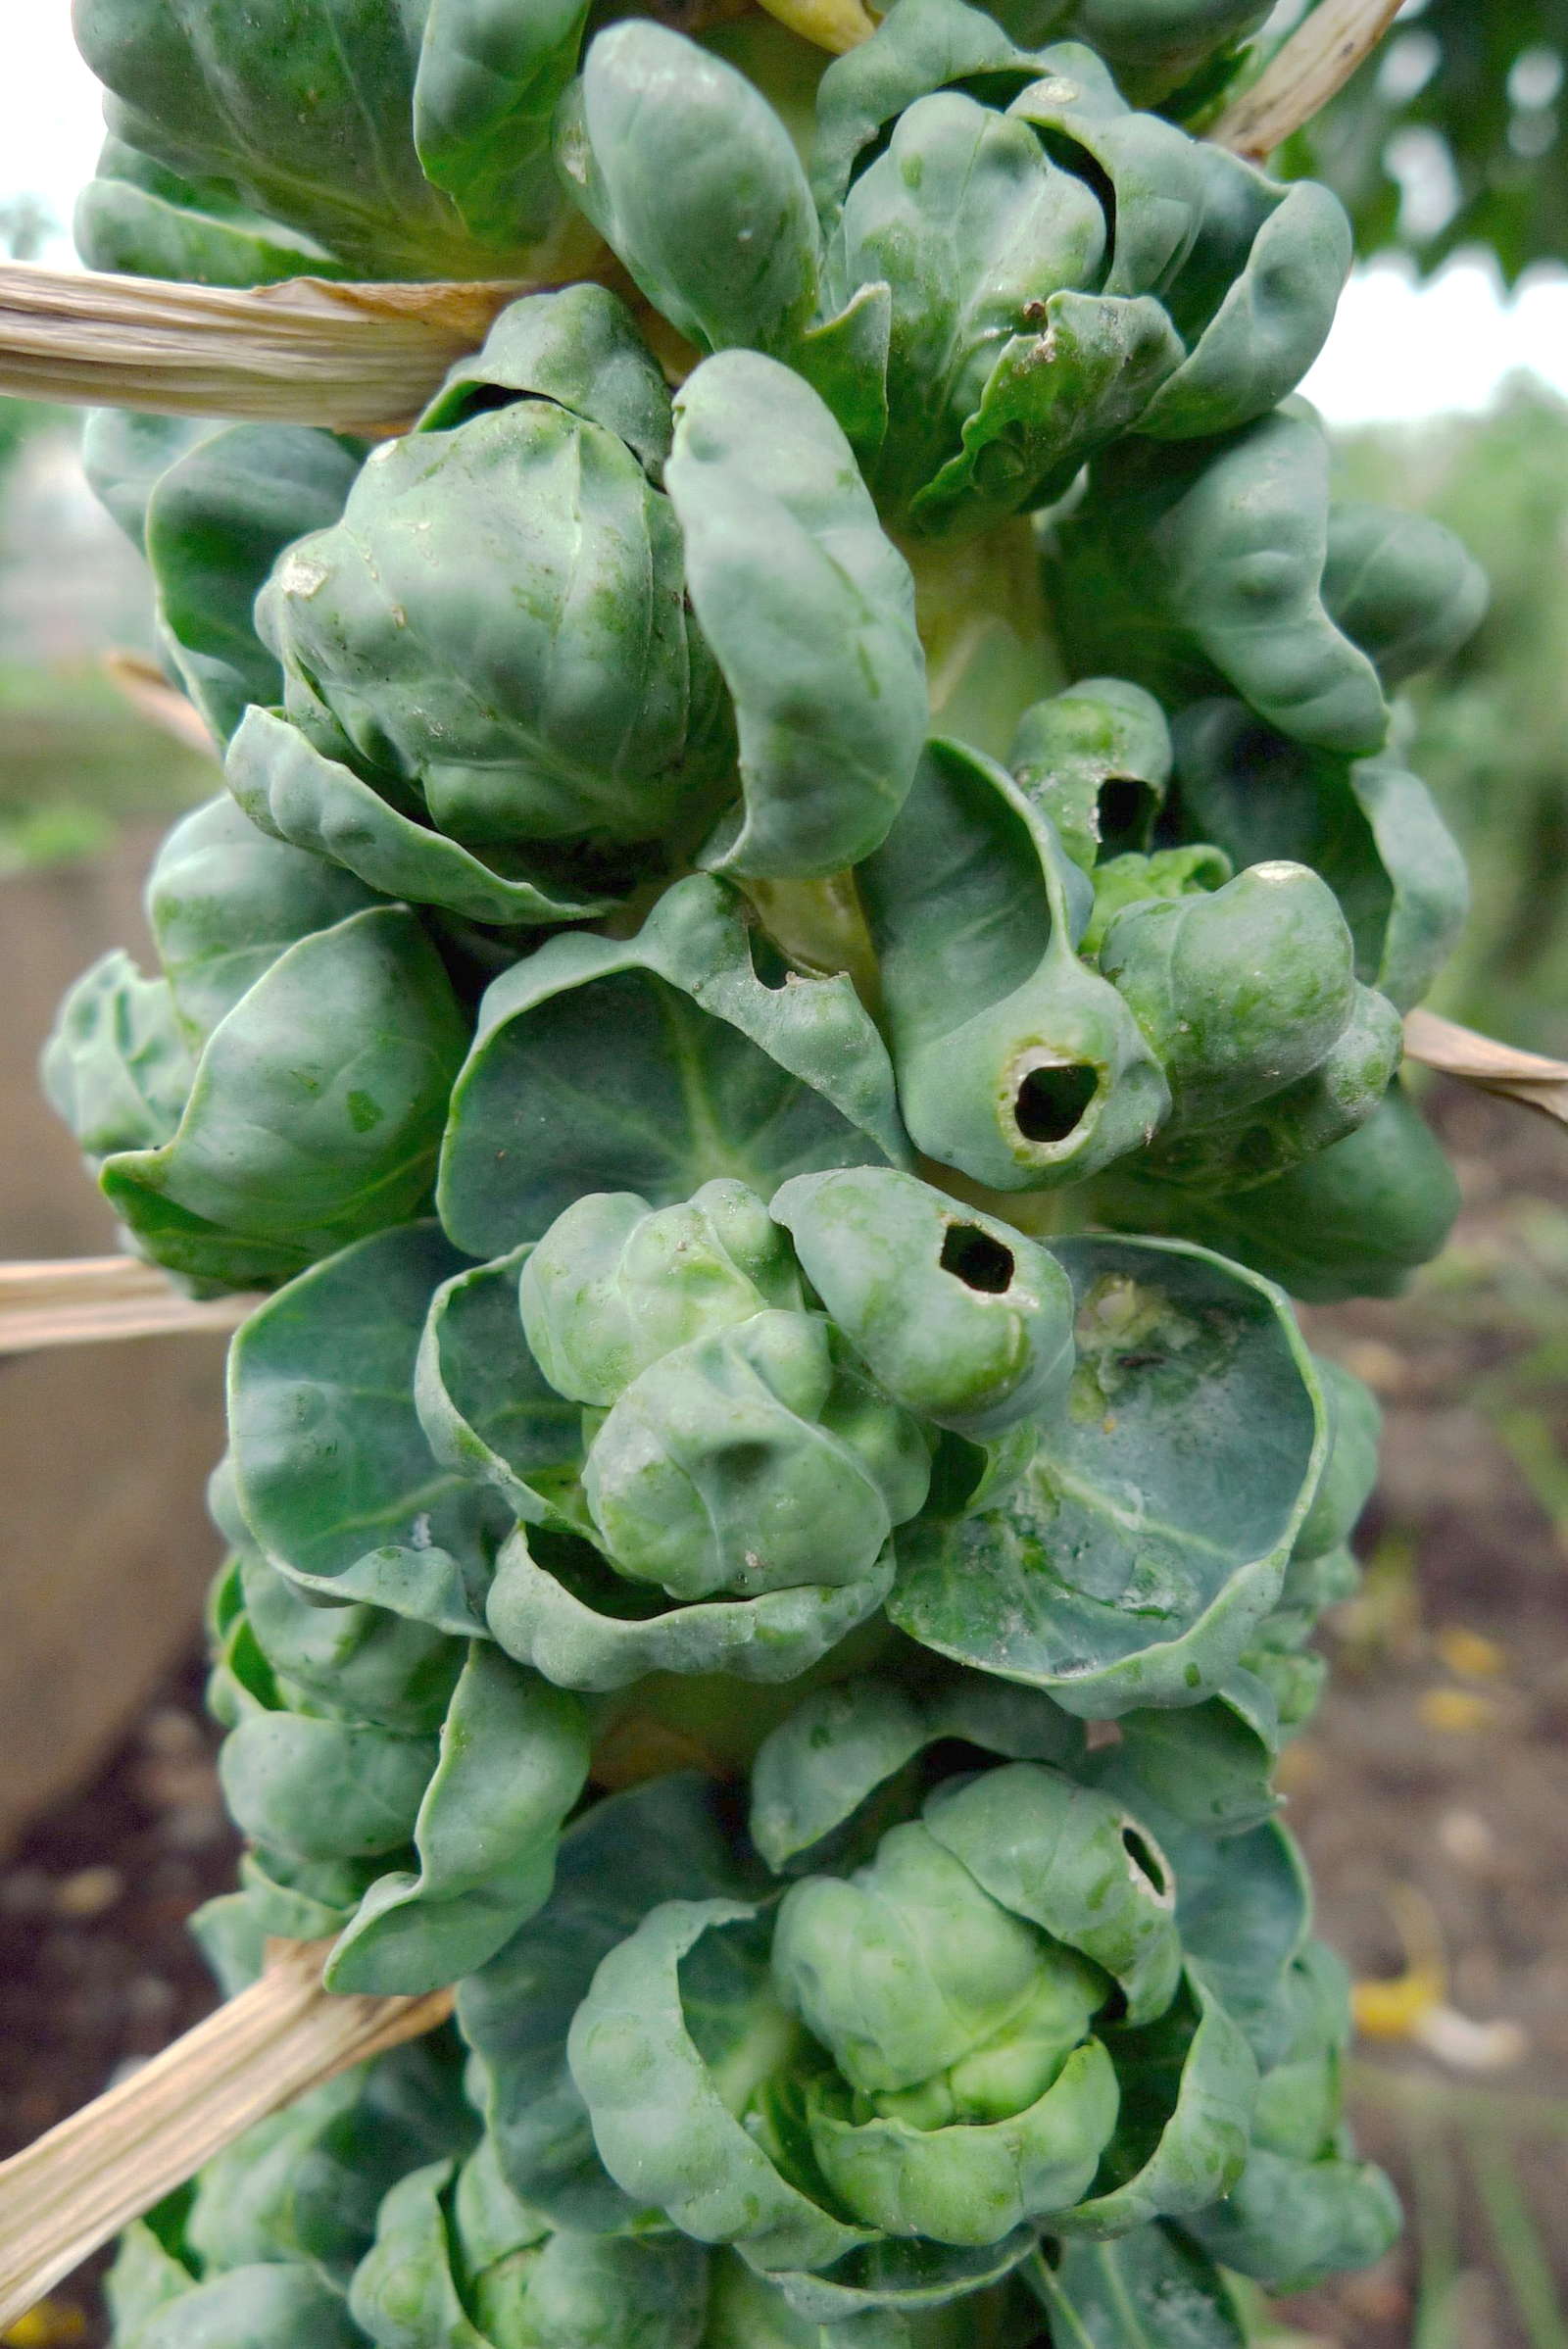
[213,1590,590,1994]
[42,805,468,1290]
[559,2,1347,540]
[1037,0,1271,102]
[1007,678,1173,874]
[770,1167,1075,1438]
[74,0,597,280]
[581,1310,930,1600]
[256,346,732,880]
[350,2148,709,2348]
[184,2040,473,2287]
[520,1184,805,1409]
[1101,860,1359,1130]
[564,1760,1268,2273]
[699,2251,981,2346]
[106,2263,367,2347]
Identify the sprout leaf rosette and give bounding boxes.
[43,798,468,1291]
[561,0,1351,537]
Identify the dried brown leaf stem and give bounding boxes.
[1211,0,1405,161]
[101,651,220,756]
[0,263,532,436]
[0,1257,258,1355]
[0,1941,453,2330]
[1403,1008,1568,1132]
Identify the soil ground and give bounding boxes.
[1,1080,1563,2347]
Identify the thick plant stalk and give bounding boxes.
[0,1258,257,1354]
[0,1944,453,2331]
[1403,1008,1568,1130]
[1212,0,1406,160]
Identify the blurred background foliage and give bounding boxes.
[1291,0,1568,286]
[1335,379,1568,1055]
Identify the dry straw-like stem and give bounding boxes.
[0,1942,453,2330]
[0,1256,257,1354]
[1211,0,1406,161]
[0,263,528,436]
[101,650,220,757]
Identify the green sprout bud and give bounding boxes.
[1008,678,1174,874]
[520,1181,804,1408]
[1101,861,1358,1130]
[773,1822,1107,2111]
[257,391,731,869]
[582,1311,930,1599]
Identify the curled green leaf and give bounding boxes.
[1045,407,1390,758]
[749,1669,1085,1875]
[438,876,909,1261]
[1098,1085,1461,1303]
[485,1524,897,1692]
[889,1237,1327,1710]
[325,1645,590,1994]
[460,1774,751,2231]
[1171,699,1470,1013]
[858,739,1170,1191]
[228,1224,509,1635]
[146,795,378,1046]
[558,24,819,356]
[1007,679,1172,875]
[227,709,623,931]
[771,1168,1075,1439]
[143,423,363,742]
[667,352,928,878]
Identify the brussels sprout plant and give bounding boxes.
[26,0,1510,2337]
